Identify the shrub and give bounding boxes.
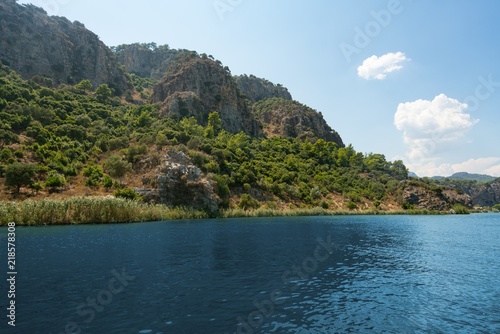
[114,188,139,200]
[45,171,66,192]
[238,194,260,210]
[452,203,470,214]
[346,201,357,210]
[104,155,131,178]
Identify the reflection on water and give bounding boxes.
[0,214,499,333]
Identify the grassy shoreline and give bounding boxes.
[0,196,452,226]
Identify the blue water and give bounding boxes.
[0,214,499,333]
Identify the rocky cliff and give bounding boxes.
[0,0,129,93]
[151,53,262,136]
[113,43,188,79]
[234,74,292,103]
[464,179,500,207]
[253,98,344,146]
[403,186,472,211]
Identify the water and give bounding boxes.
[1,214,499,333]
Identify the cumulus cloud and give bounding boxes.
[357,52,408,80]
[394,94,481,176]
[408,157,500,177]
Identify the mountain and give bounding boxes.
[2,1,494,214]
[151,52,263,136]
[113,43,188,80]
[234,74,292,103]
[448,172,496,183]
[0,0,130,93]
[253,98,344,146]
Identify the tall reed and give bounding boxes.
[0,197,207,226]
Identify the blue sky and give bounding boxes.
[19,0,500,176]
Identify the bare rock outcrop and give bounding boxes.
[234,74,292,103]
[151,53,262,136]
[254,98,344,146]
[136,150,218,211]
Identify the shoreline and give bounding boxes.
[0,196,479,227]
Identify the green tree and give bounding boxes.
[104,155,131,178]
[45,171,66,192]
[205,111,222,138]
[75,79,93,92]
[95,84,112,104]
[238,194,260,210]
[4,162,38,193]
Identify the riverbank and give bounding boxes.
[0,196,457,226]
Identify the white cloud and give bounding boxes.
[357,52,408,80]
[394,94,482,177]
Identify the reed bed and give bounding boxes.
[0,197,447,226]
[220,207,444,218]
[0,197,207,226]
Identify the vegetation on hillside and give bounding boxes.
[1,58,494,224]
[0,61,410,208]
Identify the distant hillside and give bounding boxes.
[0,0,130,93]
[432,172,496,183]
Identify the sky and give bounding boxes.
[18,0,500,177]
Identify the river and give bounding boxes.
[1,214,499,333]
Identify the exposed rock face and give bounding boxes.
[0,0,129,93]
[234,74,292,103]
[253,98,344,146]
[113,43,187,79]
[403,186,472,210]
[464,180,500,207]
[151,54,262,136]
[136,149,218,211]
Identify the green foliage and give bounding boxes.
[95,84,112,103]
[402,202,416,210]
[238,194,261,210]
[452,203,470,214]
[104,155,131,178]
[346,201,357,210]
[75,79,92,92]
[493,204,500,212]
[83,164,104,188]
[4,162,38,193]
[102,174,113,189]
[123,145,147,164]
[114,188,139,200]
[45,171,66,192]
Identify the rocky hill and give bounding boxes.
[253,98,344,146]
[0,0,129,93]
[462,179,500,207]
[113,43,188,80]
[151,53,262,136]
[234,74,292,103]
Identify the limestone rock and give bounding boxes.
[234,74,292,103]
[0,1,129,93]
[151,53,262,136]
[137,149,218,211]
[113,43,188,79]
[254,98,344,146]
